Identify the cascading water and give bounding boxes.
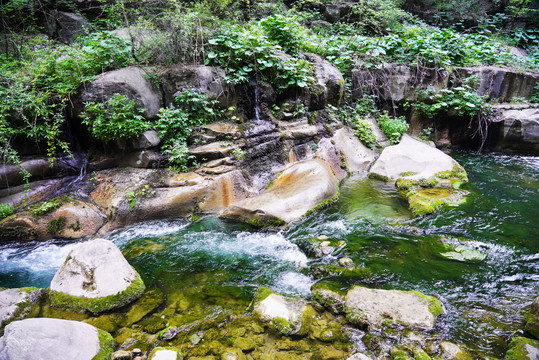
[0,152,537,357]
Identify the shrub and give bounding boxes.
[0,203,14,219]
[81,94,150,142]
[354,120,378,149]
[377,113,409,144]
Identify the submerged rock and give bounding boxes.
[439,245,487,262]
[253,287,314,336]
[439,341,473,360]
[0,287,43,334]
[221,159,339,226]
[344,286,443,330]
[506,337,539,360]
[0,318,115,360]
[49,238,145,314]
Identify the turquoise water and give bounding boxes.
[0,152,537,356]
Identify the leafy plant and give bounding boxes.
[32,198,62,216]
[413,85,489,119]
[81,94,149,142]
[232,148,246,161]
[377,113,409,144]
[125,184,155,211]
[260,14,304,56]
[0,203,14,219]
[354,120,378,149]
[206,25,313,91]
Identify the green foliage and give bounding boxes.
[412,85,490,119]
[232,148,246,161]
[155,87,222,170]
[126,184,156,211]
[0,32,132,166]
[354,120,378,149]
[206,24,313,91]
[377,113,409,144]
[531,83,539,103]
[81,94,149,142]
[260,14,303,56]
[0,203,14,219]
[348,0,416,35]
[32,198,62,216]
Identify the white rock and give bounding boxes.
[368,134,460,181]
[51,238,139,299]
[0,318,107,360]
[344,286,442,330]
[150,349,179,360]
[0,288,42,330]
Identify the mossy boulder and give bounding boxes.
[0,318,114,360]
[439,341,473,360]
[311,282,345,314]
[50,238,145,314]
[252,287,313,336]
[506,337,539,360]
[368,135,469,216]
[344,286,443,330]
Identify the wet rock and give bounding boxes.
[126,130,162,150]
[0,178,69,209]
[311,283,345,314]
[525,296,539,339]
[439,342,473,360]
[412,347,431,360]
[112,350,133,360]
[0,287,43,334]
[0,199,106,241]
[506,337,539,360]
[149,347,183,360]
[221,159,339,226]
[344,286,443,330]
[304,54,345,110]
[348,353,375,360]
[252,287,313,336]
[221,348,247,360]
[439,245,486,262]
[490,106,539,155]
[75,66,162,118]
[0,318,115,360]
[116,288,164,327]
[50,238,145,314]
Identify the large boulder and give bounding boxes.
[0,287,43,335]
[221,159,339,226]
[49,238,145,314]
[160,65,234,107]
[304,54,345,110]
[75,66,162,118]
[490,105,539,155]
[368,135,461,181]
[344,285,443,330]
[368,135,469,216]
[253,287,314,336]
[0,318,115,360]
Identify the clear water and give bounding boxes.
[0,152,537,357]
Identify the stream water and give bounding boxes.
[0,152,537,357]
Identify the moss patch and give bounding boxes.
[408,291,443,317]
[506,337,539,360]
[50,272,146,314]
[92,329,116,360]
[273,317,293,335]
[368,173,390,182]
[303,190,340,218]
[47,216,66,234]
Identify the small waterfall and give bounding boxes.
[253,79,261,121]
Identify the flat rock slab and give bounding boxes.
[50,238,145,313]
[0,318,114,360]
[221,159,339,225]
[344,286,443,330]
[368,134,460,181]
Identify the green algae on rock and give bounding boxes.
[148,347,183,360]
[506,337,539,360]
